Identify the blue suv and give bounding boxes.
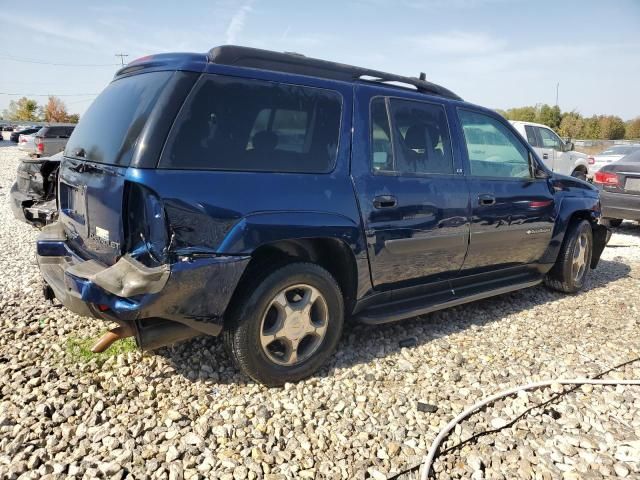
[36,46,608,386]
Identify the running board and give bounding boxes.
[355,278,542,325]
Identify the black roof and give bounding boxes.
[207,45,462,101]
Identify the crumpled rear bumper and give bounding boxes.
[36,222,250,336]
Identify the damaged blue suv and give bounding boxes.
[37,46,608,386]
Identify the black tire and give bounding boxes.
[571,169,587,181]
[544,219,593,293]
[601,218,623,228]
[223,262,344,387]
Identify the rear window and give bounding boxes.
[160,74,342,173]
[65,71,172,166]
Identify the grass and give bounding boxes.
[65,334,137,365]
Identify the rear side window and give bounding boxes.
[65,71,173,166]
[160,75,342,173]
[369,97,454,175]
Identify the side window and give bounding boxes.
[370,98,394,171]
[458,109,532,179]
[389,98,454,175]
[524,125,539,147]
[161,75,342,173]
[538,127,562,151]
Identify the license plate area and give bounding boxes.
[59,182,86,224]
[624,177,640,193]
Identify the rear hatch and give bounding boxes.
[58,69,182,265]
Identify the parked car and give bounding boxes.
[588,144,640,178]
[18,130,40,153]
[32,125,75,157]
[10,152,61,226]
[9,127,40,143]
[593,149,640,226]
[36,46,608,386]
[510,120,590,179]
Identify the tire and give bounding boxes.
[544,219,593,293]
[571,169,587,181]
[601,218,623,228]
[224,262,344,387]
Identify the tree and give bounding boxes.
[558,111,584,139]
[598,115,626,140]
[43,96,70,123]
[581,116,601,139]
[67,113,80,124]
[625,117,640,140]
[536,104,562,130]
[504,106,537,122]
[2,97,41,121]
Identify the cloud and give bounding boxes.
[406,31,505,55]
[225,1,254,44]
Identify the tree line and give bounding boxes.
[496,104,640,140]
[1,96,79,123]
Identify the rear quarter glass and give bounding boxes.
[159,74,342,174]
[65,71,173,166]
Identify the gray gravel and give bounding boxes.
[0,141,638,480]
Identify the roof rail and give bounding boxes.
[207,45,462,101]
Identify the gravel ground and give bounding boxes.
[0,141,638,480]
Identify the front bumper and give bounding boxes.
[600,190,640,221]
[36,222,250,336]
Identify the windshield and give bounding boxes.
[65,71,173,166]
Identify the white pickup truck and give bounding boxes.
[510,120,589,180]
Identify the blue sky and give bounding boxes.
[1,0,639,119]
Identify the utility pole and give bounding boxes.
[115,53,129,67]
[555,82,559,107]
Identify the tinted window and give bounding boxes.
[538,127,561,150]
[65,71,172,166]
[370,98,394,171]
[369,97,453,175]
[524,125,539,146]
[161,75,342,173]
[459,109,532,178]
[45,126,71,137]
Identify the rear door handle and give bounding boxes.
[543,153,549,160]
[478,194,496,206]
[373,195,397,209]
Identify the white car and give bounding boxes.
[18,133,37,153]
[510,120,590,180]
[588,144,640,177]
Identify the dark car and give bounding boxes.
[594,149,640,226]
[9,127,40,142]
[10,152,61,226]
[35,46,608,386]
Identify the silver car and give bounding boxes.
[18,130,41,153]
[32,125,75,157]
[589,144,640,177]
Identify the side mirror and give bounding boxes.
[564,141,574,152]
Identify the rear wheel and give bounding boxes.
[544,219,593,293]
[571,168,587,181]
[224,262,344,386]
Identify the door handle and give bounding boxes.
[543,153,549,160]
[478,194,496,206]
[373,195,397,209]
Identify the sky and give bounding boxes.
[1,0,639,120]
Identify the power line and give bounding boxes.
[0,54,120,67]
[0,92,98,97]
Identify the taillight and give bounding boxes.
[125,182,169,267]
[594,171,619,186]
[36,137,44,153]
[588,156,595,165]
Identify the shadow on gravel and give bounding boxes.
[157,258,631,385]
[609,221,640,241]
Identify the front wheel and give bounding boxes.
[544,219,593,293]
[224,262,344,387]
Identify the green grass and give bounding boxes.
[65,334,137,365]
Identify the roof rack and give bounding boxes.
[207,45,462,101]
